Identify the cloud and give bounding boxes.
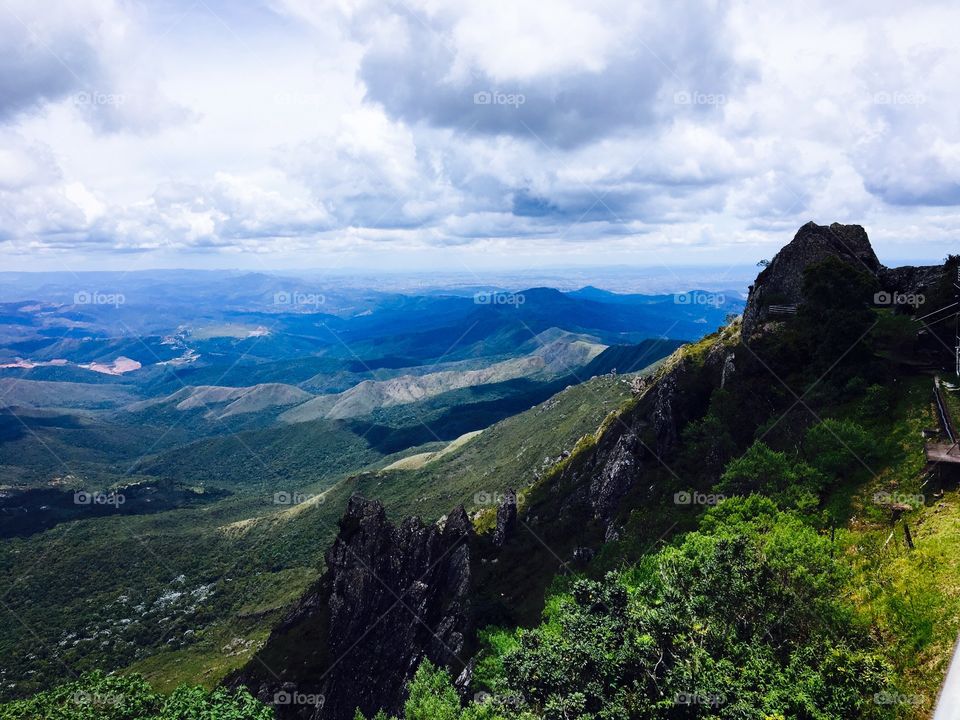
[1,0,959,266]
[85,172,332,251]
[0,131,60,190]
[0,0,193,134]
[0,0,101,121]
[279,0,747,148]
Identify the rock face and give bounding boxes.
[879,264,947,298]
[557,349,727,527]
[742,221,946,338]
[492,491,518,548]
[586,426,643,522]
[742,222,882,336]
[234,496,474,720]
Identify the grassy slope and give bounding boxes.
[65,377,630,689]
[837,374,960,718]
[352,373,635,524]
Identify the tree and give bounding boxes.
[0,672,273,720]
[403,662,462,720]
[717,440,826,507]
[803,419,876,480]
[794,257,879,379]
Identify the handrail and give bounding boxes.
[934,377,956,444]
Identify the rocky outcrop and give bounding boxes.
[742,221,947,338]
[556,347,728,527]
[742,222,881,336]
[492,491,518,548]
[582,423,644,523]
[879,264,947,298]
[234,496,474,720]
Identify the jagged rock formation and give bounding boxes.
[492,490,518,548]
[233,496,474,720]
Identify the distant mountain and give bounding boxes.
[0,280,741,374]
[279,335,604,423]
[127,383,314,421]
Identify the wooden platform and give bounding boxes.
[927,442,960,465]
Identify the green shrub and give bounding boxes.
[412,499,895,719]
[0,672,272,720]
[803,418,877,480]
[717,441,826,508]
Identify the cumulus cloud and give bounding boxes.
[310,0,748,148]
[0,0,192,133]
[0,0,958,266]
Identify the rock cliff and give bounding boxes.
[233,496,474,720]
[742,222,881,336]
[742,220,944,338]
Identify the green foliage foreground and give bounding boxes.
[365,497,898,720]
[0,672,273,720]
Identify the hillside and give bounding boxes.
[279,336,604,423]
[0,356,648,702]
[233,224,960,720]
[0,378,138,410]
[127,383,315,420]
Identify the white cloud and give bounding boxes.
[0,0,192,134]
[0,0,958,268]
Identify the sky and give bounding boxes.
[0,0,957,273]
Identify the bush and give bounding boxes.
[803,418,877,480]
[449,499,894,719]
[860,384,891,419]
[0,673,273,720]
[717,441,826,507]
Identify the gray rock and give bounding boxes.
[492,490,518,548]
[233,495,474,720]
[742,221,881,337]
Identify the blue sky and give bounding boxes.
[0,0,957,272]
